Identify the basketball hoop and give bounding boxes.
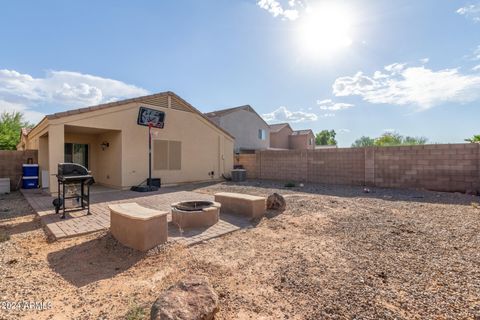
[131,107,165,192]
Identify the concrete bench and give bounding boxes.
[214,192,266,219]
[109,203,168,251]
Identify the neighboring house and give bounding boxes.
[289,129,316,150]
[205,105,270,153]
[269,124,315,150]
[24,91,234,194]
[16,128,32,151]
[269,123,293,149]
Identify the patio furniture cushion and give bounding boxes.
[214,192,266,219]
[109,202,168,251]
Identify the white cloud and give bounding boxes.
[316,98,354,111]
[473,45,480,60]
[333,63,480,110]
[457,4,480,22]
[257,0,300,20]
[473,64,480,71]
[420,58,429,64]
[0,69,149,123]
[338,128,350,133]
[262,106,317,123]
[321,113,335,117]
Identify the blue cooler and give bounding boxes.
[22,176,38,189]
[22,164,39,189]
[22,164,39,177]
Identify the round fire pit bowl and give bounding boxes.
[171,200,221,229]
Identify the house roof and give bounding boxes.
[204,105,252,118]
[292,129,314,136]
[28,91,234,139]
[204,105,270,127]
[269,123,292,133]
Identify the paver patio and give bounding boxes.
[21,185,252,246]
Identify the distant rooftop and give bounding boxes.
[292,129,314,136]
[269,123,291,132]
[204,105,253,118]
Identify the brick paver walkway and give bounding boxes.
[22,186,251,246]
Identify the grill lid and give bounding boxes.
[57,163,90,177]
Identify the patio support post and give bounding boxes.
[48,124,65,194]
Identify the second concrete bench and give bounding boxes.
[214,192,266,218]
[109,202,168,251]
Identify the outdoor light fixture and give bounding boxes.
[100,141,110,151]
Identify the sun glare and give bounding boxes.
[297,3,354,58]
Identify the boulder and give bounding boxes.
[151,275,219,320]
[266,193,286,211]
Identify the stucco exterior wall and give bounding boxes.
[217,109,270,152]
[95,131,122,187]
[270,126,293,149]
[26,99,234,193]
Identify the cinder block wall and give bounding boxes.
[373,144,480,192]
[307,148,365,185]
[237,144,480,193]
[257,150,308,182]
[236,154,257,179]
[0,150,38,191]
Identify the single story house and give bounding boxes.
[269,124,315,150]
[205,105,270,153]
[23,91,234,194]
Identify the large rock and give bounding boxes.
[151,275,219,320]
[266,193,286,211]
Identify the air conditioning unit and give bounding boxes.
[0,178,10,194]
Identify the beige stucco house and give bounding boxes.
[269,124,315,150]
[23,92,234,194]
[205,105,270,153]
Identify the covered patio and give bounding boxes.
[37,124,123,194]
[21,185,251,245]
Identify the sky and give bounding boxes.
[1,0,479,147]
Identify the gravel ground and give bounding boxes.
[0,182,479,319]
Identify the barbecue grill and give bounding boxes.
[54,163,95,219]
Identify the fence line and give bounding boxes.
[0,150,38,191]
[237,144,480,193]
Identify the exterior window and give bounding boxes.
[154,140,182,170]
[258,129,266,140]
[64,143,89,168]
[309,138,313,145]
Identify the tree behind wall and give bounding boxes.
[352,136,375,147]
[465,135,480,143]
[315,130,337,145]
[351,132,428,147]
[0,111,32,150]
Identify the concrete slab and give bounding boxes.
[21,186,252,246]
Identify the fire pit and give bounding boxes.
[171,200,221,229]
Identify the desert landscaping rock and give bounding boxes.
[150,275,219,320]
[266,193,286,211]
[1,182,479,319]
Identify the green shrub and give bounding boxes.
[0,231,10,243]
[126,305,146,320]
[284,181,296,188]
